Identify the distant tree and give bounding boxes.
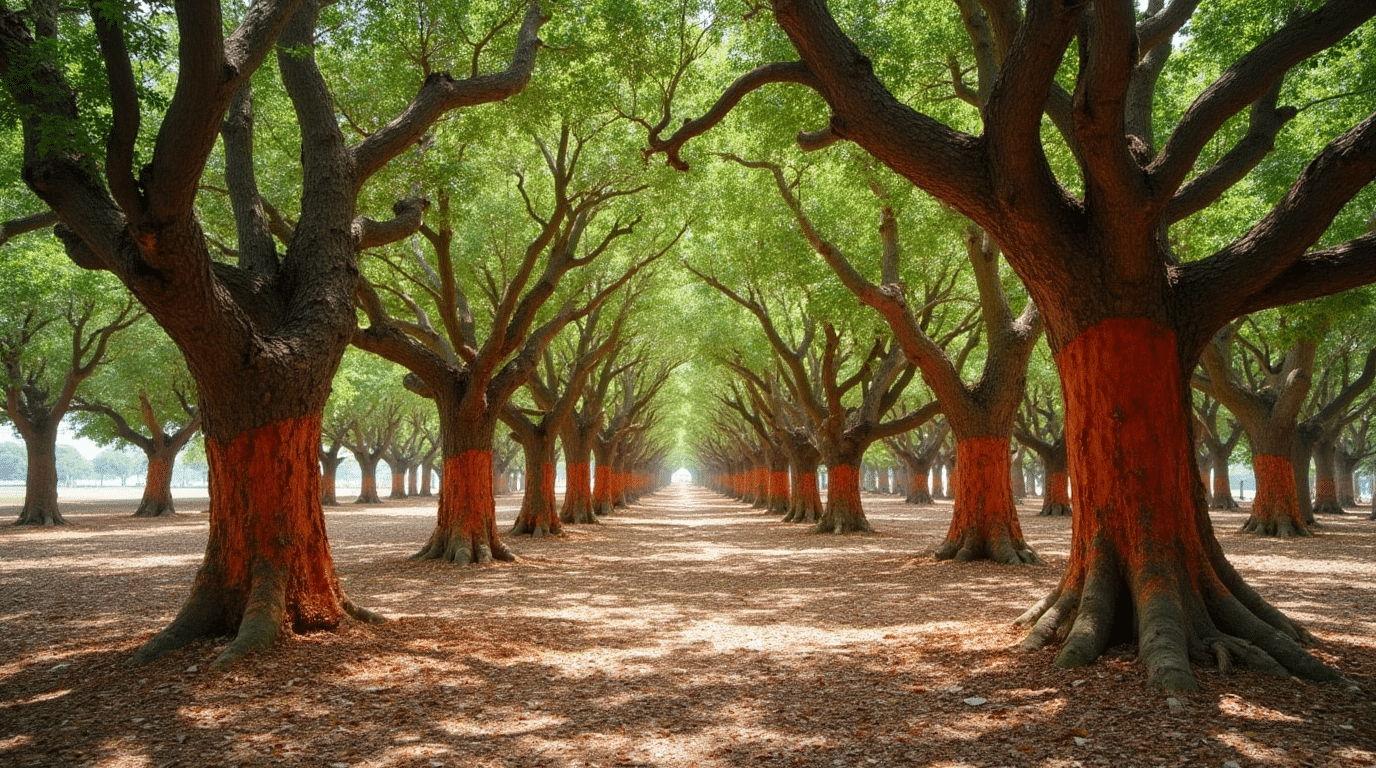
[55,445,91,487]
[92,449,139,487]
[0,441,26,481]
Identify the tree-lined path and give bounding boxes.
[2,484,1373,767]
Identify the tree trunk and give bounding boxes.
[767,456,790,514]
[16,431,64,525]
[936,437,1039,563]
[905,465,934,504]
[416,447,514,564]
[930,458,945,499]
[385,458,407,500]
[1040,469,1072,516]
[561,460,597,524]
[592,463,615,516]
[1010,447,1027,502]
[814,461,870,533]
[133,417,381,669]
[407,465,418,497]
[511,434,562,538]
[1019,319,1336,689]
[354,455,382,504]
[785,455,824,523]
[1209,451,1238,510]
[319,451,344,506]
[1244,453,1311,537]
[1037,443,1071,516]
[419,458,435,497]
[134,452,179,517]
[1311,438,1344,515]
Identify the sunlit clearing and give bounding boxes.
[672,467,692,483]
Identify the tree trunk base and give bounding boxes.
[1240,514,1313,537]
[935,528,1040,564]
[413,527,517,564]
[1038,501,1072,517]
[1312,502,1346,515]
[905,490,934,505]
[510,517,564,537]
[1017,537,1340,690]
[354,493,382,504]
[1210,497,1240,511]
[782,504,822,523]
[14,508,66,526]
[560,506,599,524]
[133,417,383,670]
[133,500,178,517]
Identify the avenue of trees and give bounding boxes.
[2,0,1374,691]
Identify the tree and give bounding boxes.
[91,449,139,486]
[70,325,201,516]
[354,120,676,563]
[2,0,547,665]
[0,245,140,524]
[649,0,1376,687]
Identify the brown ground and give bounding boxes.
[1,483,1374,768]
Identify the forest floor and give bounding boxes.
[1,483,1374,768]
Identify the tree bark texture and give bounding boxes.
[16,433,63,525]
[560,461,597,524]
[134,453,179,517]
[814,463,870,533]
[1245,454,1312,537]
[1019,319,1337,690]
[133,417,381,669]
[936,437,1039,563]
[511,451,562,538]
[416,449,514,564]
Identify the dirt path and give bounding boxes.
[1,484,1374,767]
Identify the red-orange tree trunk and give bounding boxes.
[134,453,179,518]
[936,437,1038,563]
[354,455,381,504]
[768,467,790,514]
[511,453,561,538]
[133,417,380,669]
[416,448,513,564]
[815,462,869,533]
[560,460,596,524]
[1040,470,1071,517]
[1019,319,1335,689]
[1245,454,1311,537]
[592,463,615,515]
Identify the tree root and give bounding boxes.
[15,508,66,526]
[1038,502,1072,517]
[1240,515,1312,537]
[133,502,177,517]
[509,518,563,537]
[1018,551,1342,689]
[782,504,822,523]
[1312,502,1346,515]
[936,530,1041,564]
[811,515,873,534]
[413,529,516,564]
[134,566,384,670]
[560,507,599,524]
[1209,498,1240,511]
[905,491,934,505]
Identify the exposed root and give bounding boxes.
[413,529,516,565]
[1018,549,1341,690]
[509,519,563,537]
[1209,497,1240,511]
[936,530,1041,564]
[905,491,934,505]
[1038,502,1072,517]
[210,566,288,670]
[783,504,823,523]
[133,501,177,517]
[1312,502,1346,515]
[14,508,66,526]
[1240,515,1312,537]
[560,507,599,525]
